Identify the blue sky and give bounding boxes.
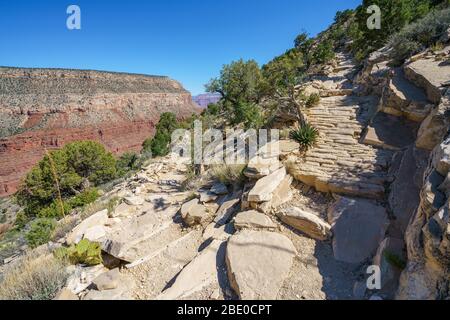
[0,0,361,95]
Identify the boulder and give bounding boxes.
[181,198,199,217]
[416,91,450,150]
[182,203,210,227]
[328,197,389,264]
[248,167,287,203]
[226,230,296,300]
[92,268,121,291]
[257,175,293,213]
[276,207,331,241]
[66,209,109,245]
[233,210,277,231]
[210,182,228,195]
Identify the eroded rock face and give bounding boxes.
[226,230,296,300]
[0,67,199,196]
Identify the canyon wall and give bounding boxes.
[0,67,200,196]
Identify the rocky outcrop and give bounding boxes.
[0,67,199,196]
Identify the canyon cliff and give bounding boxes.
[0,67,200,196]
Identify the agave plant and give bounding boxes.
[290,124,319,151]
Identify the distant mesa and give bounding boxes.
[192,93,221,108]
[0,67,200,197]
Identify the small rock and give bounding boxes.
[181,198,199,217]
[233,210,277,231]
[182,203,210,227]
[248,167,287,202]
[276,207,331,241]
[92,268,121,291]
[54,288,79,300]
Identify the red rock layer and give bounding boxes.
[0,68,200,196]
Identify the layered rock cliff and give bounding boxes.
[0,67,200,196]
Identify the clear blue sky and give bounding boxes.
[0,0,361,95]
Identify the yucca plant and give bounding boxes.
[290,124,319,151]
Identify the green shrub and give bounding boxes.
[290,124,319,151]
[37,201,71,219]
[384,251,407,270]
[389,8,450,63]
[26,218,56,249]
[16,141,116,217]
[55,239,102,266]
[143,112,179,157]
[67,188,100,209]
[305,93,321,108]
[0,253,69,300]
[310,40,336,65]
[106,197,120,215]
[116,153,141,177]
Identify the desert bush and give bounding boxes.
[305,93,321,108]
[16,141,116,217]
[25,218,56,249]
[0,253,68,300]
[310,40,336,65]
[116,153,141,177]
[290,124,319,151]
[209,164,247,186]
[54,239,102,266]
[143,112,179,157]
[389,8,450,63]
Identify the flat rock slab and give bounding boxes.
[233,210,277,231]
[83,274,135,300]
[67,209,108,245]
[157,240,226,300]
[226,230,296,300]
[276,207,331,241]
[123,196,145,206]
[248,167,287,202]
[92,268,121,291]
[328,197,389,264]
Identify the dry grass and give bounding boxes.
[209,164,247,186]
[0,252,69,300]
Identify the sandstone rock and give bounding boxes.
[181,198,199,217]
[416,91,450,150]
[328,197,389,264]
[404,57,450,103]
[92,268,121,291]
[83,274,135,300]
[199,191,218,203]
[233,210,277,231]
[433,137,450,176]
[66,209,108,245]
[157,240,226,300]
[214,193,242,226]
[257,175,293,214]
[123,196,144,206]
[276,207,331,241]
[182,203,210,227]
[226,230,296,300]
[248,167,287,203]
[54,288,79,300]
[83,225,107,242]
[66,265,108,294]
[210,182,228,195]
